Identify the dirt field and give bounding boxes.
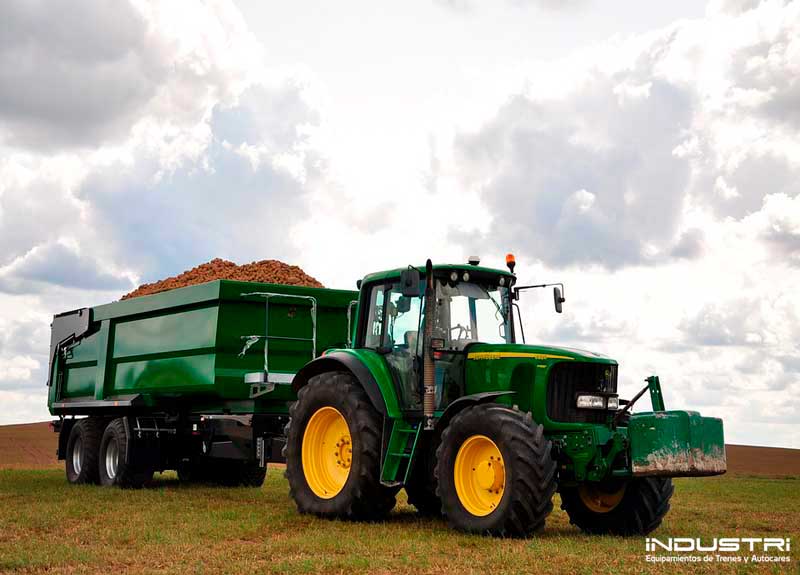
[3,422,799,476]
[0,422,59,469]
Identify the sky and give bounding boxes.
[0,0,798,448]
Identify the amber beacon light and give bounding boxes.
[505,253,516,273]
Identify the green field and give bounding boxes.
[0,469,797,574]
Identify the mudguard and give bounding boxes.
[292,350,401,418]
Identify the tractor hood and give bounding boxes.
[464,342,616,364]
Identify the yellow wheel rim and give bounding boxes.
[454,435,505,516]
[302,406,352,499]
[578,482,626,513]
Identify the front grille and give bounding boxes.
[546,362,618,424]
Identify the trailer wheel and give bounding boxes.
[560,477,674,535]
[434,404,557,536]
[65,418,103,484]
[285,371,396,519]
[98,418,153,488]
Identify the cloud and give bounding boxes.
[76,81,323,282]
[0,390,50,423]
[0,0,162,149]
[0,241,132,293]
[678,299,765,346]
[435,0,587,11]
[752,192,800,265]
[0,0,263,150]
[453,77,693,269]
[452,1,800,271]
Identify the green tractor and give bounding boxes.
[47,255,724,536]
[284,256,726,536]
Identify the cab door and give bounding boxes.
[362,282,424,411]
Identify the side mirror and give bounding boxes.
[553,286,565,313]
[396,296,411,314]
[400,267,421,297]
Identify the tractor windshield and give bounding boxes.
[432,278,512,350]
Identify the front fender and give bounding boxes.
[435,390,516,432]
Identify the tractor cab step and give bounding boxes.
[380,419,422,487]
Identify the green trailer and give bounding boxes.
[48,280,358,485]
[49,257,725,537]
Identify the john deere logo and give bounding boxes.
[598,369,611,391]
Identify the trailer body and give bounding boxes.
[48,280,358,473]
[49,280,357,413]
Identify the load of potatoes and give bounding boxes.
[121,258,324,300]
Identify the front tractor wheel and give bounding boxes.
[284,372,397,520]
[560,477,674,536]
[435,404,557,537]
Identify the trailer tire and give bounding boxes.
[65,418,103,484]
[98,418,153,488]
[177,460,213,483]
[560,477,674,536]
[435,404,557,536]
[214,461,267,487]
[237,462,267,487]
[285,371,396,520]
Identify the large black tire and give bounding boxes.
[65,418,103,484]
[98,418,153,488]
[284,371,396,520]
[560,477,674,536]
[214,461,267,487]
[435,404,557,536]
[404,434,442,516]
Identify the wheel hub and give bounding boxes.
[454,435,506,516]
[105,439,119,480]
[578,482,626,513]
[302,406,352,499]
[72,436,83,475]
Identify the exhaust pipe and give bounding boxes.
[423,259,436,430]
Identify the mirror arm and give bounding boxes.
[514,282,565,300]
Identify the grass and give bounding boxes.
[0,469,798,574]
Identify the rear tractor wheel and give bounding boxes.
[284,371,397,519]
[560,477,674,535]
[435,404,557,536]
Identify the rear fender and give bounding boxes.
[292,350,402,418]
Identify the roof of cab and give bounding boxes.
[360,263,514,286]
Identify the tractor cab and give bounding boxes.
[355,261,516,412]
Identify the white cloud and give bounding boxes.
[0,0,797,449]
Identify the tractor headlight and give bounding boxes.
[576,395,606,409]
[607,396,619,410]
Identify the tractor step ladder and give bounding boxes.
[380,419,422,487]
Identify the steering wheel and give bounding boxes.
[450,323,471,340]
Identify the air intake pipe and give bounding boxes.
[422,259,436,430]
